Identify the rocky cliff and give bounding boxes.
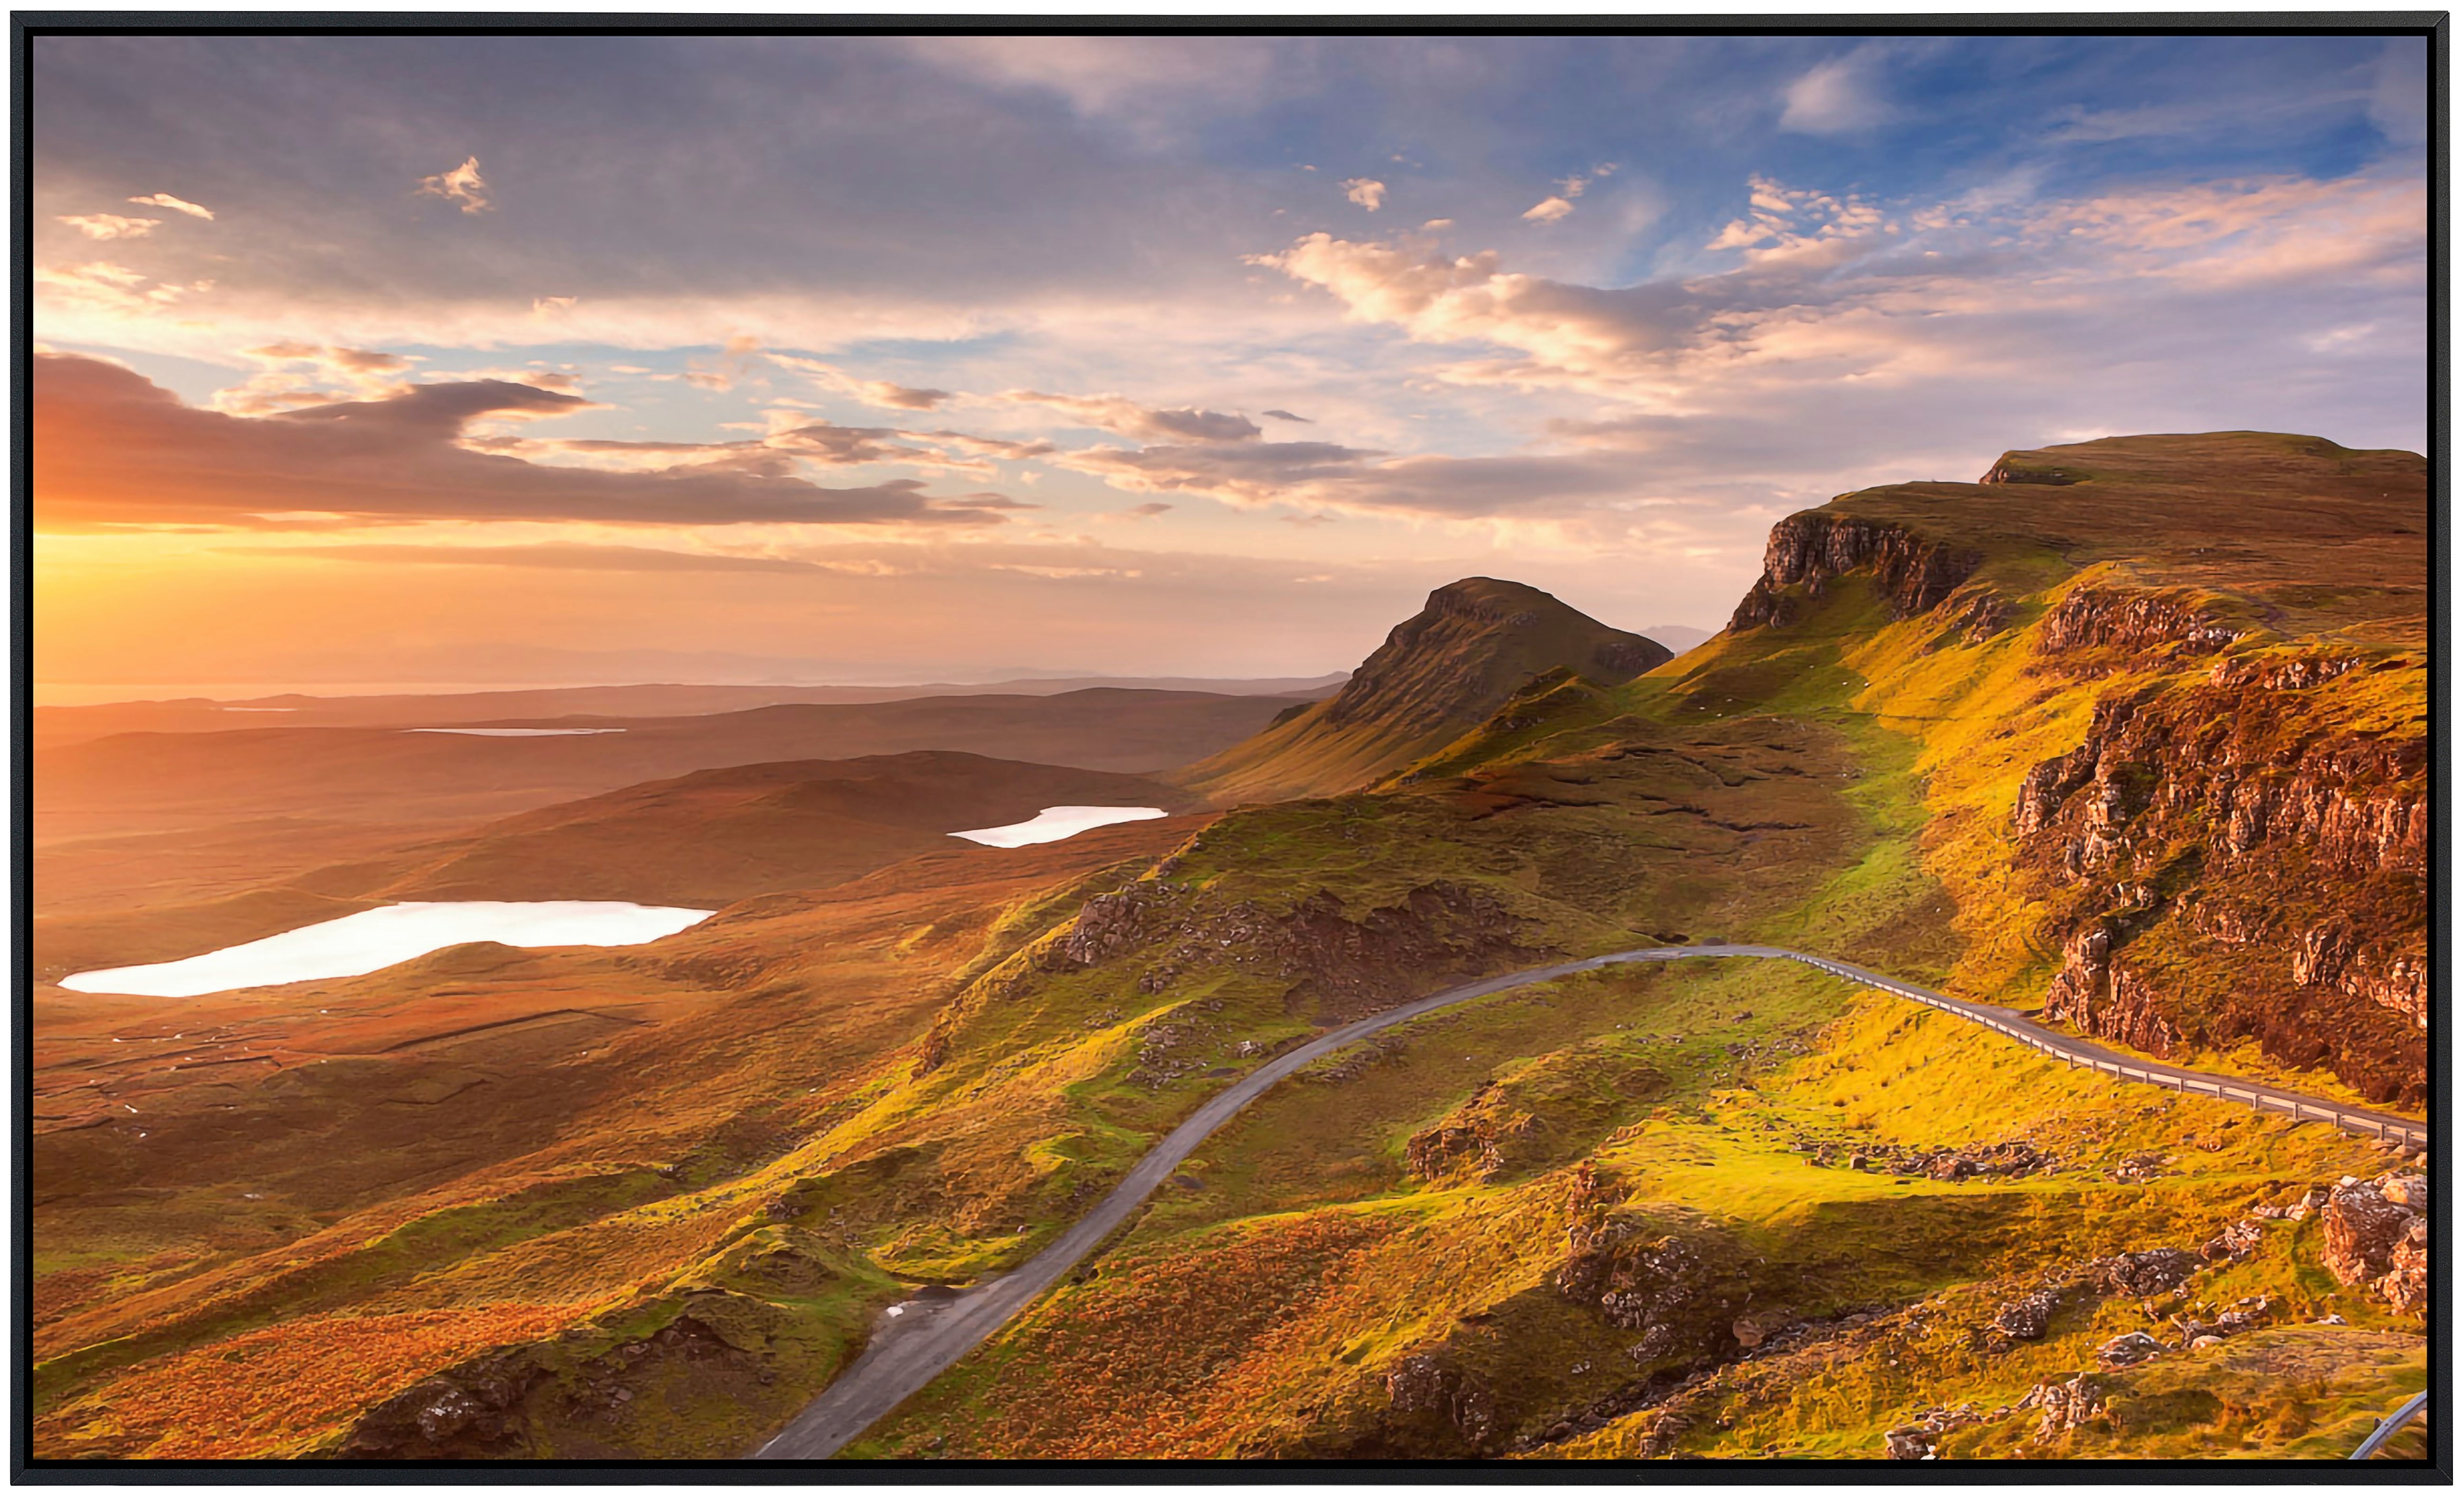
[1728,514,1981,633]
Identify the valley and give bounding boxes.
[26,432,2430,1465]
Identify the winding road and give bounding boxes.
[752,942,2428,1460]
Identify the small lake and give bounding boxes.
[58,900,715,998]
[951,805,1169,848]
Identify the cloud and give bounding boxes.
[35,260,213,317]
[685,334,764,392]
[209,342,426,415]
[59,213,160,240]
[903,36,1278,129]
[1055,438,1664,525]
[1261,409,1313,423]
[1120,501,1173,519]
[417,156,491,213]
[1780,48,1893,134]
[34,352,1016,531]
[1553,165,1616,200]
[1420,218,1454,231]
[127,191,215,220]
[769,352,954,410]
[2368,38,2429,146]
[1257,168,2425,410]
[1521,196,1574,223]
[227,542,838,573]
[1006,390,1261,443]
[917,429,1057,462]
[1344,178,1387,211]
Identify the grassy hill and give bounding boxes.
[28,433,2426,1462]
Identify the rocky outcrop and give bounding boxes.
[1728,514,1981,633]
[1990,1288,2063,1340]
[2028,1374,2106,1443]
[2012,660,2428,1098]
[2377,1219,2430,1314]
[1404,1080,1545,1181]
[2043,924,2182,1057]
[1980,454,2083,485]
[2209,653,2359,691]
[2096,1330,2165,1368]
[1382,1353,1504,1453]
[342,1349,549,1458]
[1882,1402,1984,1459]
[2091,1247,2200,1298]
[2037,587,2240,657]
[2321,1175,2425,1297]
[1042,877,1546,1024]
[1556,1217,1750,1367]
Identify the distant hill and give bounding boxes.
[33,686,1308,847]
[30,673,1351,750]
[1177,577,1672,803]
[355,750,1203,908]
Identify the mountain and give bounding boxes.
[30,434,2426,1464]
[1177,577,1672,803]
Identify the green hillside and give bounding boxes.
[30,434,2426,1463]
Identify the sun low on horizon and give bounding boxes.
[30,32,2429,700]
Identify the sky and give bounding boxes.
[31,31,2431,695]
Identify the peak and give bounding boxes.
[1178,576,1672,803]
[1422,577,1576,620]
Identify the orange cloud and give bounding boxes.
[33,352,1018,531]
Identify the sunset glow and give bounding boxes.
[33,34,2428,695]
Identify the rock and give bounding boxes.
[1883,1426,1933,1460]
[2199,1217,2266,1264]
[2031,1375,2106,1443]
[1732,1318,1767,1349]
[2379,1174,2428,1210]
[1727,513,1982,634]
[2097,1331,2165,1368]
[2039,586,2240,657]
[2093,1247,2200,1296]
[1382,1352,1503,1453]
[2008,658,2428,1103]
[2321,1179,2416,1285]
[2190,1335,2225,1350]
[2372,1219,2429,1314]
[1991,1289,2060,1341]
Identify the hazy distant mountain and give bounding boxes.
[31,673,1351,750]
[1641,624,1714,655]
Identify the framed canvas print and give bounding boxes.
[14,12,2443,1479]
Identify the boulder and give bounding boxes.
[2031,1375,2105,1443]
[2094,1247,2200,1296]
[2321,1179,2416,1285]
[1990,1289,2060,1341]
[2372,1219,2429,1314]
[2096,1331,2164,1368]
